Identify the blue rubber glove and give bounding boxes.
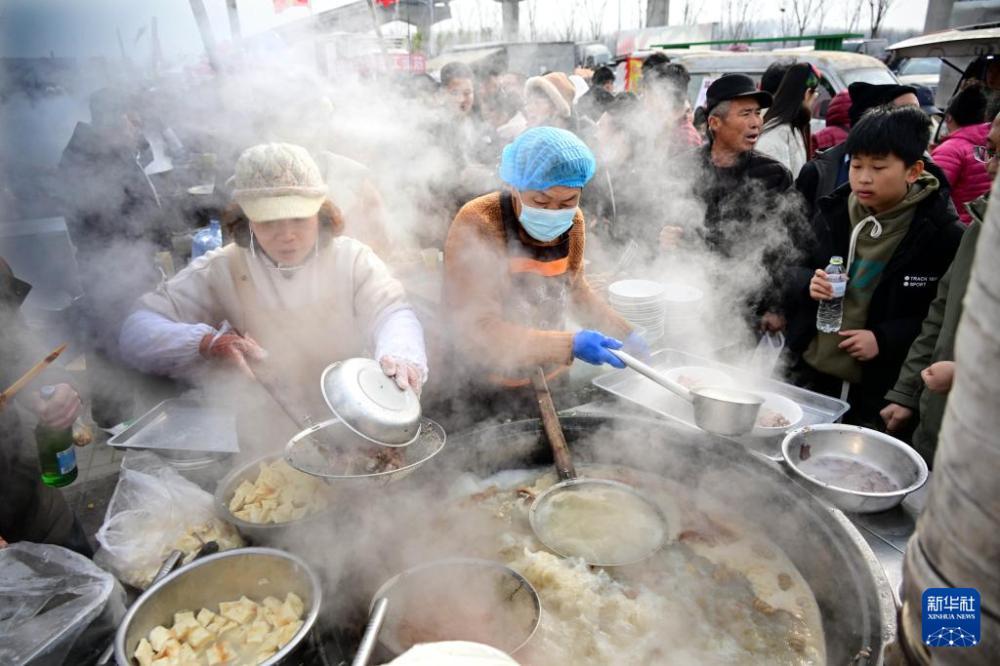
[623,331,651,360]
[572,330,626,368]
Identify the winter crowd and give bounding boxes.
[2,52,997,557]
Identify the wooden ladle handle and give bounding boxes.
[531,367,576,481]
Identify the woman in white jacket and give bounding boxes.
[755,63,819,178]
[118,143,427,448]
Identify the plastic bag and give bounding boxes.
[94,451,243,589]
[0,542,125,666]
[749,331,785,378]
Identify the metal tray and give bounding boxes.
[592,348,849,460]
[108,398,239,454]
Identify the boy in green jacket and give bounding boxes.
[788,106,964,427]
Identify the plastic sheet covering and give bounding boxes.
[94,451,242,589]
[0,542,125,666]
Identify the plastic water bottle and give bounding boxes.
[191,218,222,259]
[35,385,78,487]
[817,256,847,333]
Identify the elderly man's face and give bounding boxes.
[708,97,763,154]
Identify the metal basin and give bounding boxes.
[214,454,338,544]
[114,548,321,665]
[428,416,897,665]
[781,424,929,514]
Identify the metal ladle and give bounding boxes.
[527,368,668,567]
[352,597,388,666]
[610,350,764,437]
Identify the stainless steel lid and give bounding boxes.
[320,358,422,446]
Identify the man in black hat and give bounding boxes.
[796,81,919,217]
[694,74,799,334]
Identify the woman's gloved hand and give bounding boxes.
[572,330,625,368]
[199,330,266,377]
[379,355,426,397]
[622,331,650,360]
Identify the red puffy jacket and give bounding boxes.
[813,91,851,153]
[931,122,991,225]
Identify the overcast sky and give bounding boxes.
[1,0,931,59]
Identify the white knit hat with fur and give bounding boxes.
[524,72,575,119]
[232,143,327,222]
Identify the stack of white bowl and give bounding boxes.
[608,279,667,342]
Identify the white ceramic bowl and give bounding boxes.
[751,392,804,438]
[609,279,666,302]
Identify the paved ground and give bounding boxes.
[60,435,124,548]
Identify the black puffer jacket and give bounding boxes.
[786,164,965,409]
[696,146,803,314]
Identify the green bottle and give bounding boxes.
[35,385,78,487]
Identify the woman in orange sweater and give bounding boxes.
[443,127,643,395]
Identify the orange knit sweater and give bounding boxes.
[443,192,631,374]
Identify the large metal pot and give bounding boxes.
[426,415,897,666]
[114,547,321,665]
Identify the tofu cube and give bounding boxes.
[206,640,236,665]
[134,638,155,666]
[272,600,300,627]
[149,626,175,653]
[230,480,255,511]
[255,649,278,665]
[172,611,199,641]
[206,615,236,636]
[187,625,214,651]
[261,596,282,611]
[245,619,271,644]
[150,658,173,666]
[177,643,200,666]
[275,620,303,648]
[196,608,217,627]
[160,638,182,658]
[284,593,304,618]
[218,598,256,625]
[258,630,281,655]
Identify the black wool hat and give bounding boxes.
[592,66,615,86]
[847,81,918,125]
[705,74,772,113]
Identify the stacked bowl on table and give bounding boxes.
[609,280,706,347]
[609,280,667,343]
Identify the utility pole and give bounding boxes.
[188,0,222,72]
[923,0,956,33]
[497,0,522,42]
[646,0,670,28]
[226,0,242,41]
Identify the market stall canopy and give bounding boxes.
[888,25,1000,59]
